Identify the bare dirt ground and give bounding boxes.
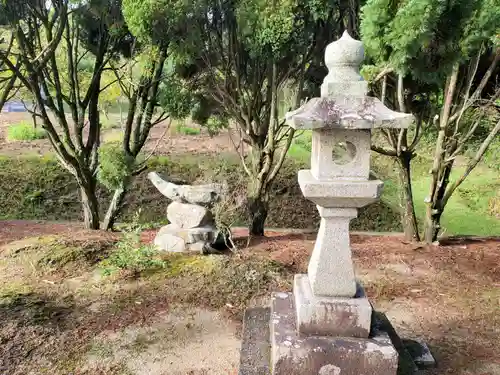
[0,112,236,156]
[0,221,499,375]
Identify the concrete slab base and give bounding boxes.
[294,274,372,338]
[239,305,423,375]
[271,292,398,375]
[239,307,271,375]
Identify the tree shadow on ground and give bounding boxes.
[0,292,76,329]
[424,316,499,375]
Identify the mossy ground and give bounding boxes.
[0,229,293,374]
[1,227,498,374]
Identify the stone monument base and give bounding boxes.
[271,292,397,375]
[154,224,221,253]
[239,298,434,375]
[294,274,372,338]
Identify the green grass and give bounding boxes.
[287,133,500,237]
[175,123,201,136]
[7,122,47,141]
[100,115,122,130]
[411,163,499,236]
[287,131,312,164]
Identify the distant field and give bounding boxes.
[288,132,500,237]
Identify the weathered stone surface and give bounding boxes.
[294,274,372,337]
[155,224,219,244]
[239,307,271,375]
[154,232,185,252]
[321,31,367,98]
[188,241,208,254]
[270,292,398,375]
[285,32,413,130]
[237,305,421,375]
[285,95,414,131]
[154,225,224,253]
[167,202,213,229]
[318,364,342,375]
[306,207,358,297]
[239,32,420,375]
[298,170,383,208]
[148,171,226,205]
[154,234,213,253]
[311,128,371,181]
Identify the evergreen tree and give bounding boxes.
[361,0,500,242]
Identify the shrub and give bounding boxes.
[175,123,201,136]
[7,121,47,141]
[204,116,229,137]
[97,142,136,190]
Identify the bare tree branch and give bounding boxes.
[442,118,500,208]
[229,127,252,177]
[374,67,394,83]
[449,49,500,125]
[139,118,172,167]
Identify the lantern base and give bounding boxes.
[294,274,372,338]
[238,299,431,375]
[269,291,398,375]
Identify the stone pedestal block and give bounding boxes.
[154,224,222,253]
[156,224,219,244]
[271,292,398,375]
[298,170,383,208]
[154,232,186,252]
[294,274,372,338]
[307,207,358,297]
[167,202,213,229]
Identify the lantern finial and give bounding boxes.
[321,31,367,98]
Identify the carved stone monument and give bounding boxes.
[148,172,227,253]
[238,32,435,375]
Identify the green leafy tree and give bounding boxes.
[98,44,193,229]
[123,0,356,236]
[0,0,189,229]
[361,0,500,242]
[0,0,130,229]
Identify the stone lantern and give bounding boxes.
[238,32,419,375]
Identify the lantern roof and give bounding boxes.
[285,96,413,130]
[286,31,413,130]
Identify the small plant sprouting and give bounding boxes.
[101,228,166,276]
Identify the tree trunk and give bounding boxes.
[80,184,100,230]
[423,209,443,244]
[120,98,124,130]
[102,184,127,230]
[396,154,420,241]
[424,162,453,243]
[248,195,269,236]
[425,65,459,244]
[247,180,269,236]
